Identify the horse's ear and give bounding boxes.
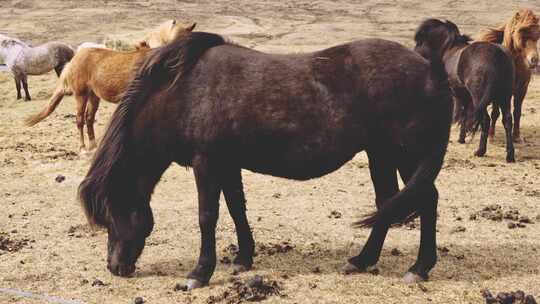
[172,19,177,25]
[136,41,149,50]
[188,23,196,32]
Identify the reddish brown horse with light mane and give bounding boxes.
[24,22,196,151]
[478,9,540,142]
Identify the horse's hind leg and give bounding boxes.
[85,94,100,150]
[21,75,31,101]
[222,167,255,273]
[397,156,438,283]
[75,94,88,151]
[344,147,398,274]
[54,64,64,77]
[474,110,490,157]
[187,154,222,290]
[488,105,500,139]
[14,76,22,100]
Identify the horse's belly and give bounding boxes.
[239,139,365,180]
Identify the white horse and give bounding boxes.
[0,34,74,101]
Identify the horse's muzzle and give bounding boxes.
[108,262,136,277]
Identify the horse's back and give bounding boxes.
[136,38,448,178]
[459,41,514,95]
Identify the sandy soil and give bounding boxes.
[1,1,540,303]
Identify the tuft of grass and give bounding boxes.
[103,37,136,51]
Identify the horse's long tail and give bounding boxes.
[355,137,448,227]
[355,54,452,228]
[24,62,72,126]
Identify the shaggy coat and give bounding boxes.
[79,31,453,288]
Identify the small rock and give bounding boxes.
[272,193,281,199]
[55,175,66,183]
[91,279,105,287]
[508,222,517,229]
[519,216,532,224]
[418,283,428,292]
[309,282,317,289]
[220,256,231,264]
[81,279,89,285]
[312,267,321,273]
[134,297,144,304]
[451,226,466,233]
[328,210,342,219]
[390,248,402,256]
[246,275,264,288]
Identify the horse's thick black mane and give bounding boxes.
[79,31,227,227]
[414,18,472,48]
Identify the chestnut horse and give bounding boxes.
[478,9,540,142]
[24,23,196,151]
[414,19,516,162]
[137,20,196,48]
[79,32,452,289]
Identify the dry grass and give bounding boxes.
[1,1,540,303]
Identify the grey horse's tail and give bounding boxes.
[24,62,72,126]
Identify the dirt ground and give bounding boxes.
[1,1,540,303]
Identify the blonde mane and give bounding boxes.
[479,9,540,54]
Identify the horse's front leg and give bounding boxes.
[21,75,31,101]
[222,168,255,273]
[187,154,222,290]
[397,154,438,283]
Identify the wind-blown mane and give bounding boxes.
[78,32,226,227]
[479,9,540,52]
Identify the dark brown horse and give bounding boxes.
[79,32,452,289]
[414,19,516,162]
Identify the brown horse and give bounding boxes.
[478,9,540,142]
[79,32,453,289]
[414,19,516,162]
[24,23,196,151]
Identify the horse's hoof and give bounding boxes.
[474,150,486,157]
[342,262,376,275]
[403,272,426,284]
[513,137,522,143]
[457,139,465,144]
[506,155,516,163]
[231,263,250,274]
[186,279,206,290]
[342,262,361,274]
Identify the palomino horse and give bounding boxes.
[415,19,516,162]
[0,34,74,101]
[478,9,540,142]
[24,22,196,151]
[79,32,453,289]
[137,20,196,48]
